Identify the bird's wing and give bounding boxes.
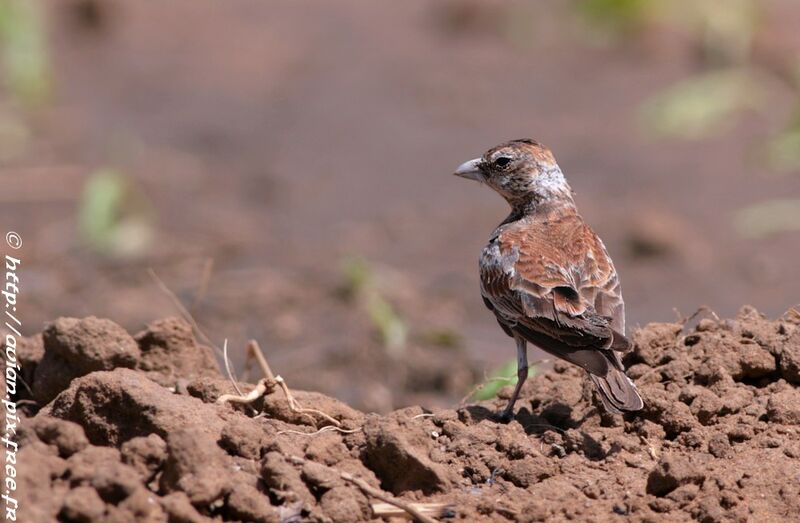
[593,259,625,333]
[480,212,630,376]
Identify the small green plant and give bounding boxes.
[734,198,800,238]
[0,0,52,109]
[339,256,371,300]
[0,112,29,161]
[764,112,800,172]
[578,0,800,177]
[639,69,761,139]
[576,0,657,38]
[78,168,154,257]
[340,256,408,356]
[468,359,539,402]
[421,328,463,349]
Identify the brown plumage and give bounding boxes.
[454,139,643,419]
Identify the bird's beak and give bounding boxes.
[453,158,485,182]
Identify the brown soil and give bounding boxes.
[8,0,800,416]
[11,306,800,522]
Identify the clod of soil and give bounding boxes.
[33,317,141,405]
[12,307,800,522]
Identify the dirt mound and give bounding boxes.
[11,307,800,522]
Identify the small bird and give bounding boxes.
[454,139,643,419]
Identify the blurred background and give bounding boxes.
[2,0,799,412]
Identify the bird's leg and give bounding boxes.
[498,336,528,422]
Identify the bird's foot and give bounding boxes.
[493,409,515,424]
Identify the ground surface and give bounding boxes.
[3,1,800,412]
[13,306,800,522]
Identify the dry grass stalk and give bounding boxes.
[288,455,440,523]
[148,268,222,356]
[216,338,343,428]
[371,502,450,520]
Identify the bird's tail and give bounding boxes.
[589,365,643,414]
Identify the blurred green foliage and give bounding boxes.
[577,0,657,37]
[340,256,408,356]
[639,70,761,139]
[78,169,154,257]
[764,112,800,172]
[578,0,800,178]
[0,111,28,160]
[734,199,800,238]
[0,0,52,109]
[339,256,371,299]
[685,0,758,65]
[421,328,463,349]
[631,0,763,140]
[578,0,757,59]
[367,294,407,355]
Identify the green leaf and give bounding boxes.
[473,359,523,401]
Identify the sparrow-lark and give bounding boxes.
[454,139,643,420]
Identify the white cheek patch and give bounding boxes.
[536,164,570,197]
[485,160,572,203]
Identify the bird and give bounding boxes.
[453,139,643,420]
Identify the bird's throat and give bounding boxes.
[506,191,575,222]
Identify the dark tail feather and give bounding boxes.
[608,328,633,352]
[589,367,643,414]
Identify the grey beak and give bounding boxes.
[453,158,485,182]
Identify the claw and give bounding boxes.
[493,408,515,424]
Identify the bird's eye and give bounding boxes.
[494,156,512,168]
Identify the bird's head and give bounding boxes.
[454,139,573,206]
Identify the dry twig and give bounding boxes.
[288,455,440,523]
[222,339,247,398]
[678,305,720,329]
[782,306,800,323]
[274,375,341,427]
[277,426,360,437]
[639,435,659,461]
[523,423,568,435]
[191,258,214,310]
[149,270,254,409]
[148,268,222,357]
[216,375,272,405]
[371,502,450,520]
[247,339,275,380]
[216,339,343,428]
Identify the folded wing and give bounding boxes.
[480,211,642,412]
